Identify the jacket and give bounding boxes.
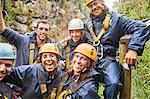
[4,63,62,99]
[59,69,100,99]
[0,82,14,99]
[0,28,52,66]
[84,11,149,56]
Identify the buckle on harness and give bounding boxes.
[96,44,104,60]
[93,40,100,46]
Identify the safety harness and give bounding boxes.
[28,32,52,65]
[87,14,116,72]
[65,46,71,71]
[57,73,94,99]
[37,68,61,99]
[59,37,71,71]
[87,14,110,45]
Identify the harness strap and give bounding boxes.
[65,47,71,70]
[29,42,35,64]
[88,14,110,45]
[70,77,94,93]
[50,88,57,99]
[58,77,94,99]
[57,73,69,96]
[37,68,48,98]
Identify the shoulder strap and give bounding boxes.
[59,36,71,48]
[65,46,71,71]
[57,73,69,96]
[37,68,48,98]
[29,42,35,64]
[70,77,94,93]
[87,14,110,45]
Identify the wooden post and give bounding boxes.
[119,34,132,99]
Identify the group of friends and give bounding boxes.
[0,0,149,99]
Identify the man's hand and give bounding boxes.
[123,49,138,66]
[0,7,6,32]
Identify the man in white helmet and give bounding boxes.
[57,18,88,71]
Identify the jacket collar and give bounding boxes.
[29,31,52,43]
[90,13,106,22]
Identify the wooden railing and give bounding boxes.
[119,34,132,99]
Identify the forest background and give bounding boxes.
[0,0,149,98]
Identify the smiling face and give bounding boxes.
[36,22,50,42]
[69,29,83,43]
[72,53,90,76]
[0,60,13,81]
[87,0,104,17]
[41,52,58,74]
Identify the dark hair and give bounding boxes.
[37,20,49,28]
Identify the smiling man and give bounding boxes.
[0,8,52,66]
[84,0,149,99]
[0,43,16,99]
[3,43,62,98]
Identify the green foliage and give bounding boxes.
[116,1,150,98]
[116,0,150,20]
[131,40,150,98]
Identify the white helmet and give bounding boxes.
[68,18,84,30]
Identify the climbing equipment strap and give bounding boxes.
[88,14,110,45]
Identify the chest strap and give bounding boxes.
[57,76,93,99]
[37,68,61,99]
[88,14,110,45]
[69,77,93,93]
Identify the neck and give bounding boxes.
[36,36,46,47]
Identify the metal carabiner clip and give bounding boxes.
[98,44,104,59]
[93,40,100,47]
[93,41,104,60]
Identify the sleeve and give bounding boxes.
[119,15,149,55]
[3,65,33,87]
[0,28,25,47]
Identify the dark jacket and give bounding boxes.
[84,11,149,56]
[0,82,14,99]
[59,69,100,99]
[0,28,52,66]
[4,63,62,99]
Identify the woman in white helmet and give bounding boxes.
[57,18,88,72]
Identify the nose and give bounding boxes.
[46,56,53,62]
[41,28,46,33]
[76,57,81,64]
[92,5,97,11]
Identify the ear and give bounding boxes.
[81,30,84,36]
